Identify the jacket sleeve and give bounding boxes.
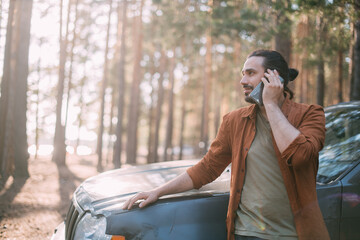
[187,114,232,189]
[281,104,326,168]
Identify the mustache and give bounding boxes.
[243,85,254,90]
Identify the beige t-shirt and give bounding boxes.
[235,112,298,240]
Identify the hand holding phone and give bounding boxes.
[249,75,284,106]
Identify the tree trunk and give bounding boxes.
[0,0,16,183]
[152,50,167,163]
[178,94,187,161]
[106,89,116,165]
[0,0,33,181]
[233,39,242,105]
[146,87,155,163]
[273,0,292,64]
[97,0,113,172]
[214,63,221,136]
[200,29,212,155]
[351,6,360,101]
[147,63,156,164]
[75,9,92,155]
[302,66,309,103]
[126,0,144,164]
[274,14,292,63]
[337,50,344,103]
[34,43,42,160]
[316,16,326,106]
[113,0,128,168]
[13,0,32,177]
[0,0,3,45]
[76,75,87,154]
[64,0,80,135]
[163,53,176,161]
[294,15,309,103]
[53,0,72,166]
[317,59,325,106]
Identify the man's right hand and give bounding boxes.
[121,172,194,210]
[122,190,160,210]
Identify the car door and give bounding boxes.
[339,162,360,240]
[317,181,342,240]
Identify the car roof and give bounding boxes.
[325,101,360,112]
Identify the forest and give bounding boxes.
[0,0,359,183]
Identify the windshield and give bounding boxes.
[317,107,360,184]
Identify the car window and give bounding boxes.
[317,108,360,184]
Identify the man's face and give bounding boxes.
[240,56,265,103]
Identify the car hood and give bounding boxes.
[73,160,231,217]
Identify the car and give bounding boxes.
[316,101,360,240]
[51,101,360,240]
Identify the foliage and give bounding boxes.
[0,0,357,167]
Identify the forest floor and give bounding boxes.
[0,154,115,240]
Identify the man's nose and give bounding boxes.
[240,76,248,85]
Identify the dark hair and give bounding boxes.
[248,49,298,99]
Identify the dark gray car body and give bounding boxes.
[316,162,360,239]
[316,101,360,240]
[64,160,231,240]
[55,101,360,240]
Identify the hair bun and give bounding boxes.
[289,68,299,81]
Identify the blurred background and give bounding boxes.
[0,0,359,183]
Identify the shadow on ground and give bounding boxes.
[56,162,85,218]
[0,177,28,221]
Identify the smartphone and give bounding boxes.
[249,75,284,106]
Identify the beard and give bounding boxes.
[243,85,256,104]
[245,95,257,104]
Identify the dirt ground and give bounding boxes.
[0,154,110,240]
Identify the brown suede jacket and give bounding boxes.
[187,97,330,240]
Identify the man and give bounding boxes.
[123,50,330,240]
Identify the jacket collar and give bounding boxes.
[242,104,257,119]
[242,94,292,119]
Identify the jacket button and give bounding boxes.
[245,148,248,151]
